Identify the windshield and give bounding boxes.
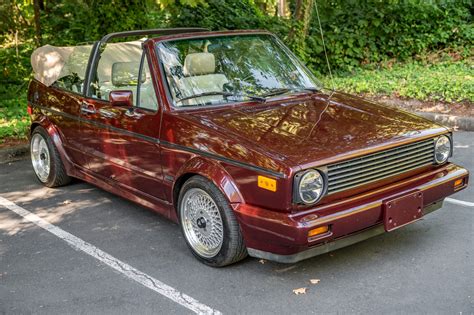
[156,34,321,107]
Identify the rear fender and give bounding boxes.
[31,118,75,175]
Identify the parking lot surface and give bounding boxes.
[1,131,473,314]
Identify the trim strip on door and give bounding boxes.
[31,103,286,179]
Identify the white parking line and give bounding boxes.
[445,198,474,207]
[0,196,221,315]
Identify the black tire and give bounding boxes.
[177,175,247,267]
[30,126,71,188]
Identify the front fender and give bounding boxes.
[174,156,244,206]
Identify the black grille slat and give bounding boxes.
[328,149,434,181]
[327,139,435,194]
[328,144,433,177]
[328,139,433,171]
[328,159,433,193]
[329,155,433,185]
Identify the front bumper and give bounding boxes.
[233,163,469,263]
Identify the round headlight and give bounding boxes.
[298,170,325,204]
[434,135,451,164]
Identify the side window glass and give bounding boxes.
[93,41,142,101]
[136,55,158,111]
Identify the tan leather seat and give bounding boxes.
[177,52,228,105]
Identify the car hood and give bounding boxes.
[184,92,447,169]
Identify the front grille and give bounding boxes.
[327,138,435,194]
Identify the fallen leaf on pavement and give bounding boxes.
[310,279,320,284]
[293,287,307,295]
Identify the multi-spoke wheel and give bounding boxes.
[178,176,247,267]
[30,126,71,187]
[181,188,224,258]
[31,133,50,183]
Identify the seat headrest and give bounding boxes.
[184,53,215,76]
[111,61,145,86]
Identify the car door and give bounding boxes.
[32,43,95,167]
[41,86,90,167]
[80,46,165,200]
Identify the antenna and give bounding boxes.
[301,1,335,142]
[314,1,335,95]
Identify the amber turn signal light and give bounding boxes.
[308,226,329,238]
[258,175,277,192]
[454,178,464,188]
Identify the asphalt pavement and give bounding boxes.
[1,131,473,314]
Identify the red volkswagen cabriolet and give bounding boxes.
[27,29,469,266]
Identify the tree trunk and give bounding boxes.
[302,0,314,36]
[293,0,303,20]
[294,0,313,36]
[287,0,313,45]
[277,0,288,18]
[287,0,314,59]
[33,0,42,47]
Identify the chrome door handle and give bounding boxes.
[81,102,96,115]
[124,107,144,119]
[99,108,117,119]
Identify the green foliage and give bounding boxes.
[166,0,274,30]
[0,0,473,140]
[323,60,474,103]
[304,0,473,73]
[0,92,29,139]
[42,0,164,45]
[164,0,473,73]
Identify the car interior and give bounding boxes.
[174,52,229,106]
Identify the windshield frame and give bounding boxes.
[152,30,323,111]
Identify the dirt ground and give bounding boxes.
[0,137,27,149]
[371,95,474,117]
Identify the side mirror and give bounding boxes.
[109,90,133,107]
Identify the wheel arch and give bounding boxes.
[30,119,75,175]
[172,157,244,217]
[30,122,42,136]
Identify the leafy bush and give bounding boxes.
[41,0,164,45]
[0,93,30,139]
[165,0,473,73]
[1,0,473,141]
[305,0,473,73]
[323,60,474,103]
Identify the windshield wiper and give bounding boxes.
[259,88,292,98]
[259,87,320,99]
[300,87,320,93]
[176,91,265,104]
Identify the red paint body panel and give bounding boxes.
[27,30,470,262]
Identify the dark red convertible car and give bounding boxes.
[27,28,469,266]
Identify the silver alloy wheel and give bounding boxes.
[31,133,50,183]
[181,188,224,258]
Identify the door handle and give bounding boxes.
[99,108,117,119]
[124,107,144,119]
[81,102,96,115]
